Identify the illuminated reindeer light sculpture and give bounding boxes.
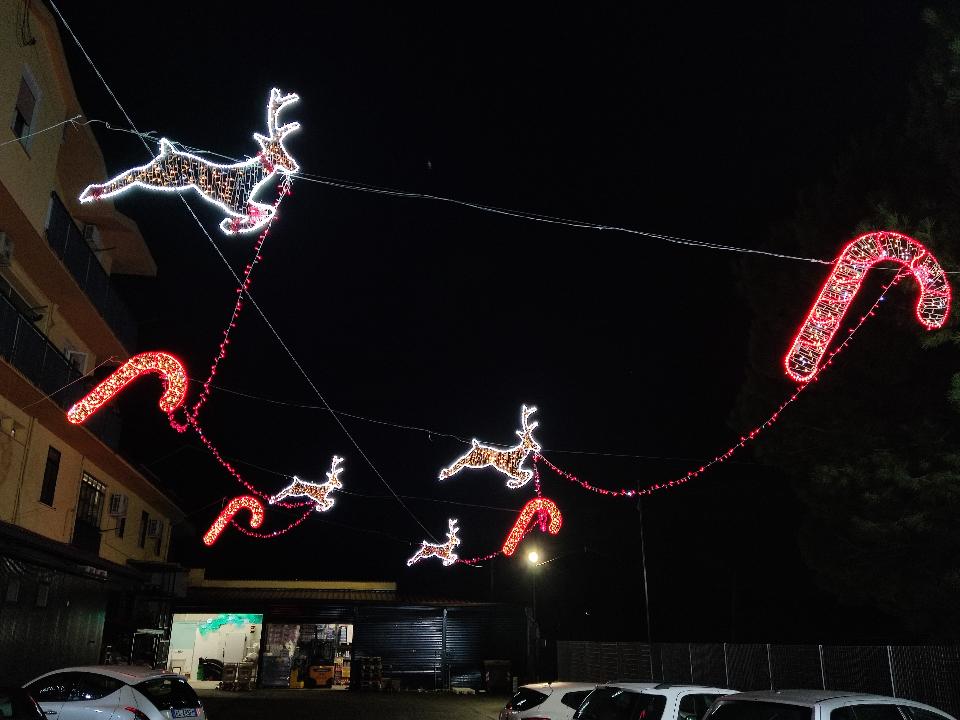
[439,405,540,489]
[407,519,461,566]
[270,456,344,512]
[79,88,301,234]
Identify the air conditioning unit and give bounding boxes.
[0,232,13,267]
[65,350,87,374]
[146,518,164,538]
[83,224,102,250]
[108,493,128,517]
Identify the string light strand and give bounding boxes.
[537,272,907,499]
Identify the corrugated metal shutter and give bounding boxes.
[445,606,527,688]
[354,607,444,689]
[0,558,106,683]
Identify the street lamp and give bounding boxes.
[527,548,540,681]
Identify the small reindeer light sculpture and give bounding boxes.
[439,405,540,489]
[270,456,344,512]
[407,519,461,567]
[79,88,301,234]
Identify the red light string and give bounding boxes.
[230,506,315,539]
[536,271,907,500]
[171,179,292,432]
[456,549,503,565]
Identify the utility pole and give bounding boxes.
[638,496,654,679]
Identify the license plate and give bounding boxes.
[171,709,198,718]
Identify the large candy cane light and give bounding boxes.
[67,351,188,424]
[502,497,563,556]
[785,232,950,382]
[203,496,265,546]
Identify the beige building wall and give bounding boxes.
[0,2,70,236]
[0,0,180,565]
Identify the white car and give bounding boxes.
[702,690,956,720]
[501,682,600,720]
[24,666,205,720]
[574,683,741,720]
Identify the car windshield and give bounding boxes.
[134,678,200,711]
[575,688,667,720]
[507,687,549,711]
[708,700,814,720]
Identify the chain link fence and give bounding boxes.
[557,642,960,718]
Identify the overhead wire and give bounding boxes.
[47,1,440,543]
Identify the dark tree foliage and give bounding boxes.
[734,5,960,639]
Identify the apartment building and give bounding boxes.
[0,0,185,681]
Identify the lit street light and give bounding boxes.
[527,547,540,680]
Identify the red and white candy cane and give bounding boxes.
[502,497,563,556]
[785,232,951,382]
[203,496,265,546]
[67,351,188,424]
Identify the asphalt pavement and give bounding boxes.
[199,688,506,720]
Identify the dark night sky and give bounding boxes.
[55,2,927,641]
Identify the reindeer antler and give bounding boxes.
[327,455,344,482]
[448,518,459,535]
[521,405,538,431]
[267,88,300,138]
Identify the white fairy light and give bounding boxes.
[439,405,540,488]
[407,518,461,566]
[79,88,301,234]
[269,456,344,512]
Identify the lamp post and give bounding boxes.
[527,549,540,681]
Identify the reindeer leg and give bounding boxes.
[220,202,275,235]
[506,469,533,490]
[79,170,142,203]
[440,456,475,480]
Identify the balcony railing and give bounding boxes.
[45,193,137,350]
[0,290,120,449]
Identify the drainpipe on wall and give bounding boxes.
[11,415,36,525]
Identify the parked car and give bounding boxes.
[573,683,741,720]
[23,666,205,720]
[0,686,44,720]
[702,690,956,720]
[501,682,600,720]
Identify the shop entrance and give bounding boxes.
[168,613,263,688]
[262,623,353,688]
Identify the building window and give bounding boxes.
[39,447,61,506]
[4,578,20,603]
[76,472,105,528]
[154,526,163,556]
[11,75,38,150]
[138,511,149,548]
[115,516,126,539]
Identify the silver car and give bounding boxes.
[703,690,955,720]
[501,682,600,720]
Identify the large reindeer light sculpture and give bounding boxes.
[407,519,461,566]
[79,88,301,234]
[270,456,344,512]
[439,405,540,489]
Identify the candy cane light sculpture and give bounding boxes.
[502,497,563,556]
[785,232,950,382]
[203,496,265,546]
[67,352,188,424]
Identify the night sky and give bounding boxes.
[55,2,928,642]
